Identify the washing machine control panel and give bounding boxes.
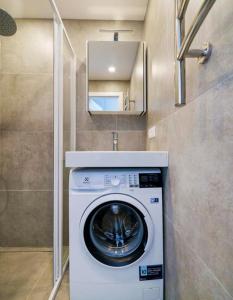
[104,173,141,188]
[104,175,127,187]
[128,174,139,188]
[73,169,161,190]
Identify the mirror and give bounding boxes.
[87,41,146,115]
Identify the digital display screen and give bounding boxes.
[140,175,148,183]
[139,173,162,188]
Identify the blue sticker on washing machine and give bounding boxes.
[140,266,148,276]
[150,197,159,203]
[139,265,163,281]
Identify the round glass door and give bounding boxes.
[84,201,148,267]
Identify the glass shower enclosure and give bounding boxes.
[0,0,76,298]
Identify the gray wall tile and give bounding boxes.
[165,217,233,300]
[0,74,53,131]
[0,191,53,247]
[144,0,233,298]
[1,19,53,74]
[0,131,53,190]
[76,130,146,151]
[0,19,146,248]
[0,21,54,248]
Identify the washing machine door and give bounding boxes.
[81,194,153,267]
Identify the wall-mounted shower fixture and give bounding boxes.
[99,29,133,41]
[175,0,216,106]
[0,9,17,36]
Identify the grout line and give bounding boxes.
[75,129,146,133]
[148,72,233,128]
[0,72,53,76]
[165,214,233,299]
[180,72,233,107]
[0,130,54,133]
[0,247,53,253]
[0,190,53,192]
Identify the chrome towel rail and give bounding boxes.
[175,0,216,106]
[177,0,190,19]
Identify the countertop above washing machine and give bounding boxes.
[65,151,169,168]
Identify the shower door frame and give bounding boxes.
[49,0,76,298]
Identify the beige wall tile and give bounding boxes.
[148,74,233,297]
[0,74,53,131]
[165,218,233,300]
[76,130,113,151]
[77,112,118,132]
[0,131,53,190]
[0,19,54,248]
[1,19,53,74]
[0,19,146,249]
[76,130,146,151]
[166,77,233,296]
[185,0,233,103]
[0,39,2,72]
[0,191,53,247]
[118,130,146,151]
[116,115,146,131]
[144,0,233,298]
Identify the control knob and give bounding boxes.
[111,177,121,186]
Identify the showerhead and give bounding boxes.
[0,9,17,36]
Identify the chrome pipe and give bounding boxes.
[175,58,186,106]
[177,0,216,61]
[177,0,190,20]
[112,132,119,151]
[185,43,212,63]
[185,49,205,58]
[175,0,186,106]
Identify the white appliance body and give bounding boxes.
[69,168,164,300]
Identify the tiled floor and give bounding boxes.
[0,249,54,300]
[0,248,70,300]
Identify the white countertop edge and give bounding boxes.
[65,151,169,168]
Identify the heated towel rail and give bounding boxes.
[175,0,216,106]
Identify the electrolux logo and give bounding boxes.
[83,177,90,184]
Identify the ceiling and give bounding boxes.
[88,41,140,80]
[0,0,149,20]
[0,0,53,19]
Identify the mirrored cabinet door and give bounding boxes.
[87,41,147,115]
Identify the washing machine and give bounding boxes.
[69,168,164,300]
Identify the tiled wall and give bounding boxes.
[0,19,146,246]
[0,20,54,247]
[144,0,233,299]
[64,20,146,151]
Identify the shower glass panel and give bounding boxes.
[63,33,73,267]
[62,31,76,269]
[0,0,55,298]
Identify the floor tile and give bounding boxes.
[0,249,53,299]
